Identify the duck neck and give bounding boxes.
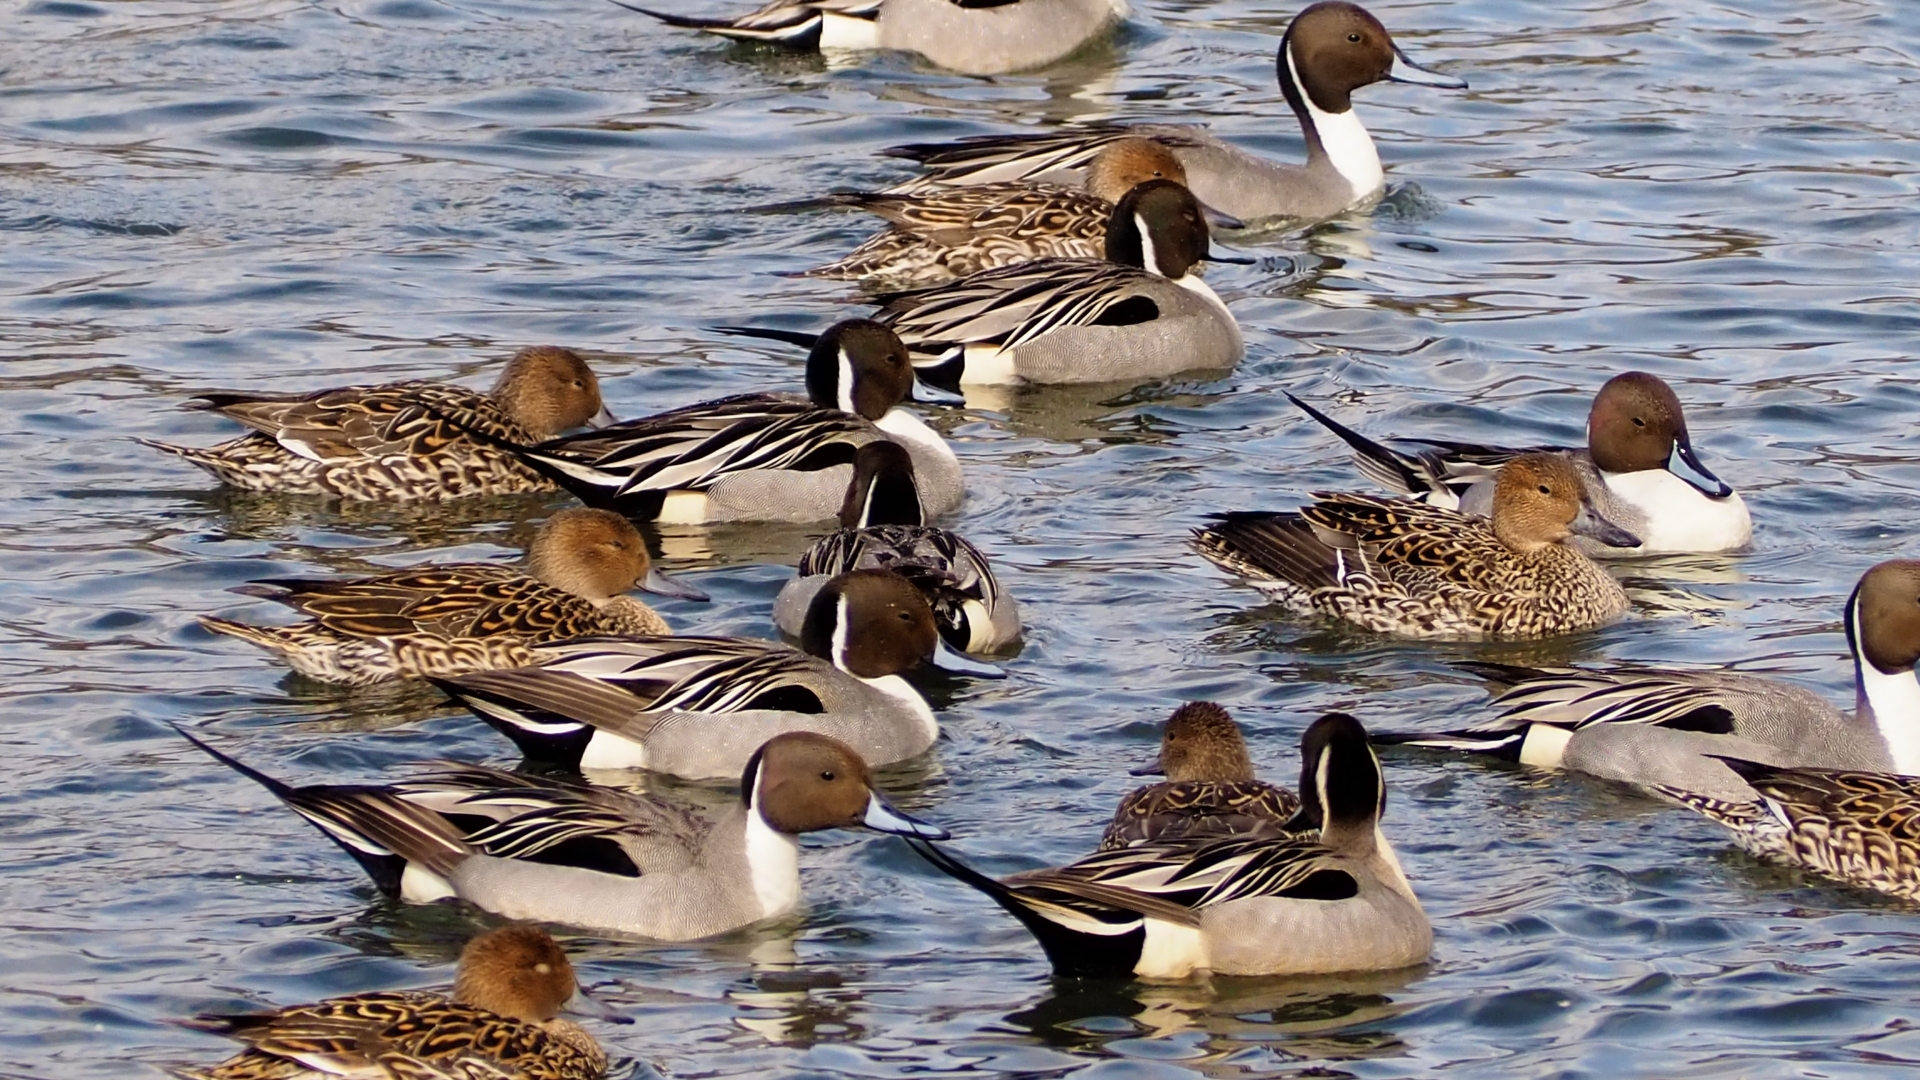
[1849,591,1920,772]
[1278,40,1384,202]
[736,798,802,919]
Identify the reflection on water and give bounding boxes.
[11,0,1920,1077]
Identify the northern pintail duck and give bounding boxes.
[435,568,1004,780]
[181,728,949,941]
[519,320,962,523]
[200,508,707,686]
[1662,758,1920,901]
[174,925,626,1080]
[773,441,1020,654]
[1192,453,1637,639]
[142,346,614,501]
[909,712,1429,978]
[883,2,1466,224]
[1376,560,1920,802]
[1100,702,1301,851]
[618,0,1125,76]
[875,179,1245,387]
[1288,372,1751,556]
[806,139,1221,288]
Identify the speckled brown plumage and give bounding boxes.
[1193,454,1633,640]
[143,346,609,501]
[1662,760,1920,901]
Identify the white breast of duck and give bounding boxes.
[1579,371,1749,553]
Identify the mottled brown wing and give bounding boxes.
[202,383,527,463]
[265,565,601,640]
[1098,781,1302,851]
[1302,492,1509,589]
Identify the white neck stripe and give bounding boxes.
[1287,42,1385,201]
[836,348,856,415]
[1853,599,1920,773]
[1134,212,1160,277]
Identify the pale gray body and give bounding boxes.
[873,0,1123,75]
[998,279,1243,384]
[444,802,777,941]
[1201,860,1431,976]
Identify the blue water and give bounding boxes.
[7,0,1920,1076]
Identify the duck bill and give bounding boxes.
[910,376,966,407]
[587,404,618,429]
[1569,502,1641,549]
[1199,201,1245,232]
[1128,751,1166,778]
[1669,435,1735,499]
[638,566,710,602]
[1207,252,1258,266]
[564,985,634,1025]
[863,792,949,840]
[926,637,1005,679]
[1388,45,1468,90]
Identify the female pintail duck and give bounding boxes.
[173,924,627,1080]
[518,320,962,523]
[1100,701,1301,851]
[1192,453,1638,640]
[142,346,614,501]
[807,139,1235,288]
[1661,758,1920,901]
[179,727,949,941]
[616,0,1124,77]
[1375,560,1920,802]
[434,568,1004,780]
[773,441,1019,654]
[199,508,707,686]
[874,179,1245,387]
[908,712,1430,978]
[1287,371,1751,556]
[883,2,1466,224]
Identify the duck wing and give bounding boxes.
[876,260,1165,360]
[883,126,1204,190]
[1098,780,1303,851]
[240,565,603,640]
[191,383,524,463]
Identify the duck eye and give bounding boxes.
[1347,32,1360,42]
[820,769,836,781]
[1537,484,1551,494]
[1632,417,1646,427]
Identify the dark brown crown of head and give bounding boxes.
[1159,701,1256,783]
[798,569,941,678]
[453,924,577,1022]
[1587,371,1686,473]
[1280,2,1397,114]
[804,319,915,421]
[1104,179,1212,278]
[492,346,606,439]
[1855,560,1920,674]
[1085,138,1190,204]
[740,731,879,834]
[840,440,924,528]
[527,507,650,602]
[1489,453,1587,552]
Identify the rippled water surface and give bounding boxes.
[9,0,1920,1076]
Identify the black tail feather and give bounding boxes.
[1369,727,1526,762]
[906,839,1144,979]
[1285,393,1427,495]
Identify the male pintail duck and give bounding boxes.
[435,568,1004,779]
[142,346,614,501]
[179,727,949,941]
[173,924,627,1080]
[518,320,962,523]
[1192,453,1637,640]
[615,0,1125,77]
[883,2,1466,224]
[1374,560,1920,802]
[773,441,1019,654]
[874,179,1245,387]
[806,139,1236,288]
[1100,701,1301,851]
[1660,758,1920,902]
[909,712,1430,978]
[199,508,707,686]
[1287,372,1751,556]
